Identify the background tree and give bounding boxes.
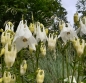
[0,0,67,30]
[76,0,86,16]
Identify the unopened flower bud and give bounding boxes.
[0,78,3,83]
[0,47,5,57]
[74,12,79,24]
[29,23,35,33]
[3,71,11,83]
[10,74,16,83]
[1,32,6,45]
[45,28,48,35]
[36,69,44,83]
[0,28,3,32]
[72,38,85,56]
[20,60,27,75]
[40,44,46,56]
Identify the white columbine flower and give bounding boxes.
[1,32,12,46]
[48,33,57,50]
[4,43,17,68]
[13,20,37,52]
[5,22,14,32]
[36,22,47,42]
[58,23,78,44]
[64,76,76,83]
[72,38,85,56]
[76,17,86,37]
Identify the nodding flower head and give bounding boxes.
[72,38,85,56]
[59,20,65,31]
[4,43,17,68]
[20,60,27,75]
[36,68,44,83]
[40,43,46,56]
[36,22,47,42]
[58,23,78,44]
[73,12,79,24]
[48,33,57,50]
[13,20,37,52]
[3,71,11,83]
[29,23,35,33]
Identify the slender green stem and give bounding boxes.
[77,57,81,83]
[31,54,35,71]
[35,43,40,70]
[62,53,64,83]
[71,54,77,83]
[1,56,4,76]
[17,50,23,83]
[71,62,76,83]
[66,49,69,82]
[1,57,3,75]
[22,76,24,83]
[36,54,39,69]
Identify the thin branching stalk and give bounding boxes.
[18,50,23,83]
[77,56,82,83]
[1,56,4,76]
[30,54,35,72]
[66,49,69,82]
[61,47,65,83]
[71,62,76,83]
[35,42,40,70]
[22,75,24,83]
[62,54,64,83]
[71,54,77,83]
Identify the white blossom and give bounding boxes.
[58,23,78,44]
[64,76,76,83]
[13,20,37,52]
[36,22,47,42]
[48,33,57,50]
[76,18,86,37]
[4,43,17,68]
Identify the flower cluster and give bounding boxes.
[0,12,86,83]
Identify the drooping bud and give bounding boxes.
[29,23,35,33]
[10,74,16,83]
[0,47,5,57]
[40,43,46,56]
[0,28,3,32]
[59,20,65,31]
[1,32,6,45]
[45,28,48,35]
[3,71,11,83]
[74,12,79,24]
[20,60,27,75]
[0,78,3,83]
[36,68,44,83]
[82,16,86,25]
[5,32,11,46]
[4,43,17,68]
[72,38,85,56]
